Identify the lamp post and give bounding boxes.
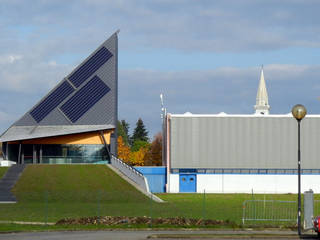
[291,104,307,236]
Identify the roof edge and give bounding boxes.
[1,124,115,142]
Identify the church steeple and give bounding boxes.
[254,66,270,115]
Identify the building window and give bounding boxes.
[7,144,109,164]
[41,144,109,164]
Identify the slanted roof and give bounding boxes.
[0,125,114,142]
[1,31,118,142]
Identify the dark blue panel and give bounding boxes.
[60,76,110,123]
[30,81,74,123]
[68,47,113,88]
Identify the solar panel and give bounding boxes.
[60,76,110,123]
[68,47,113,88]
[30,81,74,123]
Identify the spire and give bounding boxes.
[254,66,270,115]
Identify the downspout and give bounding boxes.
[18,141,21,164]
[3,142,7,160]
[100,131,112,161]
[166,114,171,193]
[33,144,36,164]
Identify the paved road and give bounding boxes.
[0,230,316,240]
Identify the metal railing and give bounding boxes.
[41,156,108,164]
[242,200,297,224]
[111,156,150,193]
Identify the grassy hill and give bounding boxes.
[0,165,156,222]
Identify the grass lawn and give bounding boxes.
[0,165,310,229]
[0,167,9,178]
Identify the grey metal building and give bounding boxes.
[166,114,320,193]
[165,68,320,193]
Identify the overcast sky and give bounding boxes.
[0,0,319,138]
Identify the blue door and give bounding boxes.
[179,174,196,192]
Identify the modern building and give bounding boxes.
[0,32,119,165]
[164,68,320,193]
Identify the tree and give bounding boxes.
[117,136,131,164]
[144,132,162,166]
[121,120,129,138]
[131,147,149,166]
[131,118,149,144]
[131,140,150,152]
[117,120,130,146]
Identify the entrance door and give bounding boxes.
[179,174,196,192]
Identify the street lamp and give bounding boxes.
[291,104,307,236]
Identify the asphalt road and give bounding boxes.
[0,230,316,240]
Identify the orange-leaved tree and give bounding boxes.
[130,147,149,166]
[117,136,131,164]
[144,132,162,166]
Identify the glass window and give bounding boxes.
[8,144,19,163]
[41,144,109,164]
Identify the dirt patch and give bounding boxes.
[56,216,229,226]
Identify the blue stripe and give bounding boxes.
[171,168,320,175]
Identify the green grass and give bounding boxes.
[0,165,309,230]
[0,167,9,179]
[0,223,241,233]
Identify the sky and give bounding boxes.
[0,0,320,138]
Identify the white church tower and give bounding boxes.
[254,66,270,115]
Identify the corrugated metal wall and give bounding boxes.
[134,167,166,193]
[170,116,320,169]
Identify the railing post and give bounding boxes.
[242,200,246,225]
[202,189,206,222]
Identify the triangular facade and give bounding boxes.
[1,32,119,164]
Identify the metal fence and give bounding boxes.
[0,190,225,225]
[314,200,320,217]
[242,200,297,224]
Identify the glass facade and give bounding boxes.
[7,144,110,164]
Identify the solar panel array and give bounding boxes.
[60,76,110,123]
[68,47,113,88]
[30,81,74,123]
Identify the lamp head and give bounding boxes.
[291,104,307,121]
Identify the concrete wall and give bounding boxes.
[168,173,320,193]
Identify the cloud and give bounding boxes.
[0,0,319,53]
[0,55,23,64]
[0,55,72,93]
[0,0,319,137]
[118,64,320,136]
[0,63,318,136]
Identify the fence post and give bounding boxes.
[263,194,266,219]
[242,200,246,225]
[44,191,48,226]
[202,189,206,223]
[149,192,153,228]
[97,190,102,223]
